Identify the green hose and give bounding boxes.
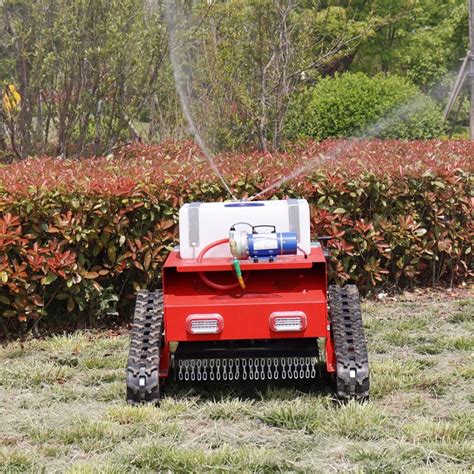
[233,258,246,290]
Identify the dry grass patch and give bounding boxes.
[0,448,35,473]
[120,442,291,472]
[0,293,472,472]
[205,398,255,421]
[0,360,74,389]
[402,417,473,443]
[260,398,389,441]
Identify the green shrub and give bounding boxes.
[285,73,445,141]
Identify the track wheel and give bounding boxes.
[126,290,163,405]
[328,285,369,402]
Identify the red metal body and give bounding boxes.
[159,246,336,377]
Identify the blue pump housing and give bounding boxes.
[247,232,297,259]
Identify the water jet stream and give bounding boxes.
[251,93,437,199]
[164,0,237,200]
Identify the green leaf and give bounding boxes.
[67,297,75,312]
[0,295,10,305]
[83,272,99,279]
[108,245,117,263]
[414,228,427,237]
[41,274,58,285]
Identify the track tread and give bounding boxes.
[329,284,370,401]
[126,289,163,405]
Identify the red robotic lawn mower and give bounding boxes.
[126,199,369,404]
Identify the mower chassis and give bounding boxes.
[126,247,369,404]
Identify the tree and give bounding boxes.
[352,0,469,88]
[0,0,467,157]
[170,0,376,150]
[0,0,170,157]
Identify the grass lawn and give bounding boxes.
[0,291,473,473]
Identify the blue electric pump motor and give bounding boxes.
[229,224,298,260]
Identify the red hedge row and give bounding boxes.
[0,139,472,329]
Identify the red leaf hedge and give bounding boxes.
[0,139,472,330]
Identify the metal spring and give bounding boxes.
[175,356,318,381]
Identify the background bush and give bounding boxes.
[0,139,472,334]
[285,73,446,141]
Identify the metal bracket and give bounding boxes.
[287,199,301,243]
[188,202,201,248]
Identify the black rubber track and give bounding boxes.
[126,290,163,405]
[328,285,370,401]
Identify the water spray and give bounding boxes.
[164,0,237,201]
[251,93,435,199]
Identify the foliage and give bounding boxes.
[0,0,469,157]
[168,0,376,151]
[351,0,468,88]
[285,73,446,141]
[0,140,472,328]
[0,0,171,158]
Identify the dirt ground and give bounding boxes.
[0,290,473,473]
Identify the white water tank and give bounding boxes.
[178,199,311,259]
